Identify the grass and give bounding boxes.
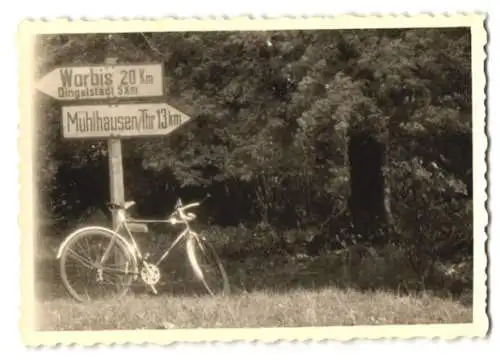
[34,232,473,331]
[36,287,472,331]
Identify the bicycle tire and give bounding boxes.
[59,228,137,302]
[186,233,230,296]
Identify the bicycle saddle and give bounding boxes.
[124,200,136,209]
[108,201,136,210]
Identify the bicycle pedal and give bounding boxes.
[150,285,158,295]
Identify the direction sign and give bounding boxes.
[61,103,191,139]
[36,63,164,101]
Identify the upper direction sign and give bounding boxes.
[61,103,191,139]
[36,63,164,101]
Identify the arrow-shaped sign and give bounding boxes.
[61,103,191,139]
[36,63,164,101]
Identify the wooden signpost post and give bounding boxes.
[36,57,191,228]
[104,57,124,230]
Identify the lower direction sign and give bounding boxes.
[61,103,192,139]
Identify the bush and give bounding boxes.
[339,242,472,299]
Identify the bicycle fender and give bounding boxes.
[186,233,204,281]
[56,226,137,262]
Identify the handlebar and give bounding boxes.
[107,196,209,225]
[178,202,200,213]
[166,201,200,225]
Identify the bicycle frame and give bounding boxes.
[57,197,229,300]
[100,206,198,271]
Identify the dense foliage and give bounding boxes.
[35,28,473,295]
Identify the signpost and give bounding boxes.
[35,63,164,101]
[61,103,191,139]
[36,54,191,228]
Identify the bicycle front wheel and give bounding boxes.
[59,228,137,302]
[186,233,230,296]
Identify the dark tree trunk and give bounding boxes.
[348,132,386,244]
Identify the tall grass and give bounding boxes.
[36,287,472,331]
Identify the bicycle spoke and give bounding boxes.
[83,236,94,263]
[60,229,136,302]
[65,247,95,269]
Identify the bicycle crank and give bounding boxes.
[140,262,161,294]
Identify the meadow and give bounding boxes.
[35,232,473,331]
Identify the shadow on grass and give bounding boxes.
[34,226,473,309]
[35,242,219,301]
[35,248,472,309]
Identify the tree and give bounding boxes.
[35,28,472,266]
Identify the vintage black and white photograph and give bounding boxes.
[18,15,488,344]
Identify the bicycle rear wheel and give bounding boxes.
[186,233,230,296]
[59,228,137,302]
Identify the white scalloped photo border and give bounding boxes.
[17,13,489,346]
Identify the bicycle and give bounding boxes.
[56,196,230,302]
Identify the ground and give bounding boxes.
[34,234,473,331]
[37,288,472,331]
